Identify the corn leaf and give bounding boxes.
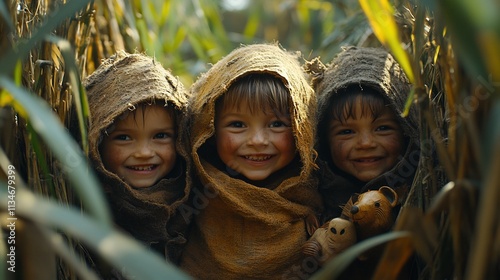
[45,35,90,154]
[0,0,14,31]
[0,184,192,280]
[0,76,111,225]
[359,0,414,83]
[311,231,411,280]
[438,0,489,81]
[0,0,91,75]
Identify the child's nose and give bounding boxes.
[134,141,155,157]
[357,132,376,148]
[248,128,269,146]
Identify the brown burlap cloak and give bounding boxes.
[179,43,323,279]
[84,51,191,263]
[305,46,420,221]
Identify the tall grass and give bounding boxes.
[0,0,499,279]
[315,1,500,279]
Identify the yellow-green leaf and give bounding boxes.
[359,0,415,83]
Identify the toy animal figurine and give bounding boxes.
[342,186,398,241]
[302,216,357,266]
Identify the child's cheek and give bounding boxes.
[329,141,346,166]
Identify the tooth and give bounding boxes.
[246,156,271,161]
[132,166,153,171]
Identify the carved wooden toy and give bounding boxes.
[343,186,399,241]
[302,217,357,266]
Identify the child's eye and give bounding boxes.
[114,134,131,141]
[155,132,174,139]
[269,120,287,128]
[228,121,245,128]
[338,129,353,135]
[376,125,393,131]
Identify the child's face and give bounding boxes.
[327,99,403,182]
[215,102,296,182]
[101,105,177,188]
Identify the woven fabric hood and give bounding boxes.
[189,43,317,180]
[180,43,323,279]
[308,46,418,142]
[84,51,191,261]
[305,46,419,220]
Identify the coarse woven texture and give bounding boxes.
[305,46,420,222]
[180,43,323,279]
[83,51,191,262]
[189,42,318,180]
[305,46,421,278]
[85,51,189,160]
[307,46,418,139]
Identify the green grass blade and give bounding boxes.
[359,0,414,83]
[0,1,14,31]
[0,185,192,280]
[311,231,411,280]
[0,76,111,225]
[40,228,101,280]
[465,100,500,279]
[26,122,55,195]
[45,35,90,154]
[439,0,489,80]
[0,0,91,75]
[480,99,500,175]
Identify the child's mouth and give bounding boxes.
[244,155,272,161]
[127,165,158,171]
[355,157,381,163]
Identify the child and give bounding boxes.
[306,46,419,223]
[304,46,420,279]
[83,51,191,264]
[179,43,323,279]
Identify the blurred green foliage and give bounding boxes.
[1,0,500,279]
[85,0,376,84]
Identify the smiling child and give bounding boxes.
[84,51,191,267]
[306,46,419,221]
[180,43,323,279]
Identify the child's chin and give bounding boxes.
[241,172,271,182]
[355,173,381,183]
[128,179,157,189]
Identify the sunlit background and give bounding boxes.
[1,0,500,279]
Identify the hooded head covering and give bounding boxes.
[84,51,191,262]
[180,43,323,279]
[305,46,419,221]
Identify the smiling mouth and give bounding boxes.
[244,155,272,161]
[127,165,157,171]
[354,157,381,163]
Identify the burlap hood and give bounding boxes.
[189,43,317,180]
[180,43,323,279]
[308,46,418,140]
[305,46,419,220]
[84,51,191,261]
